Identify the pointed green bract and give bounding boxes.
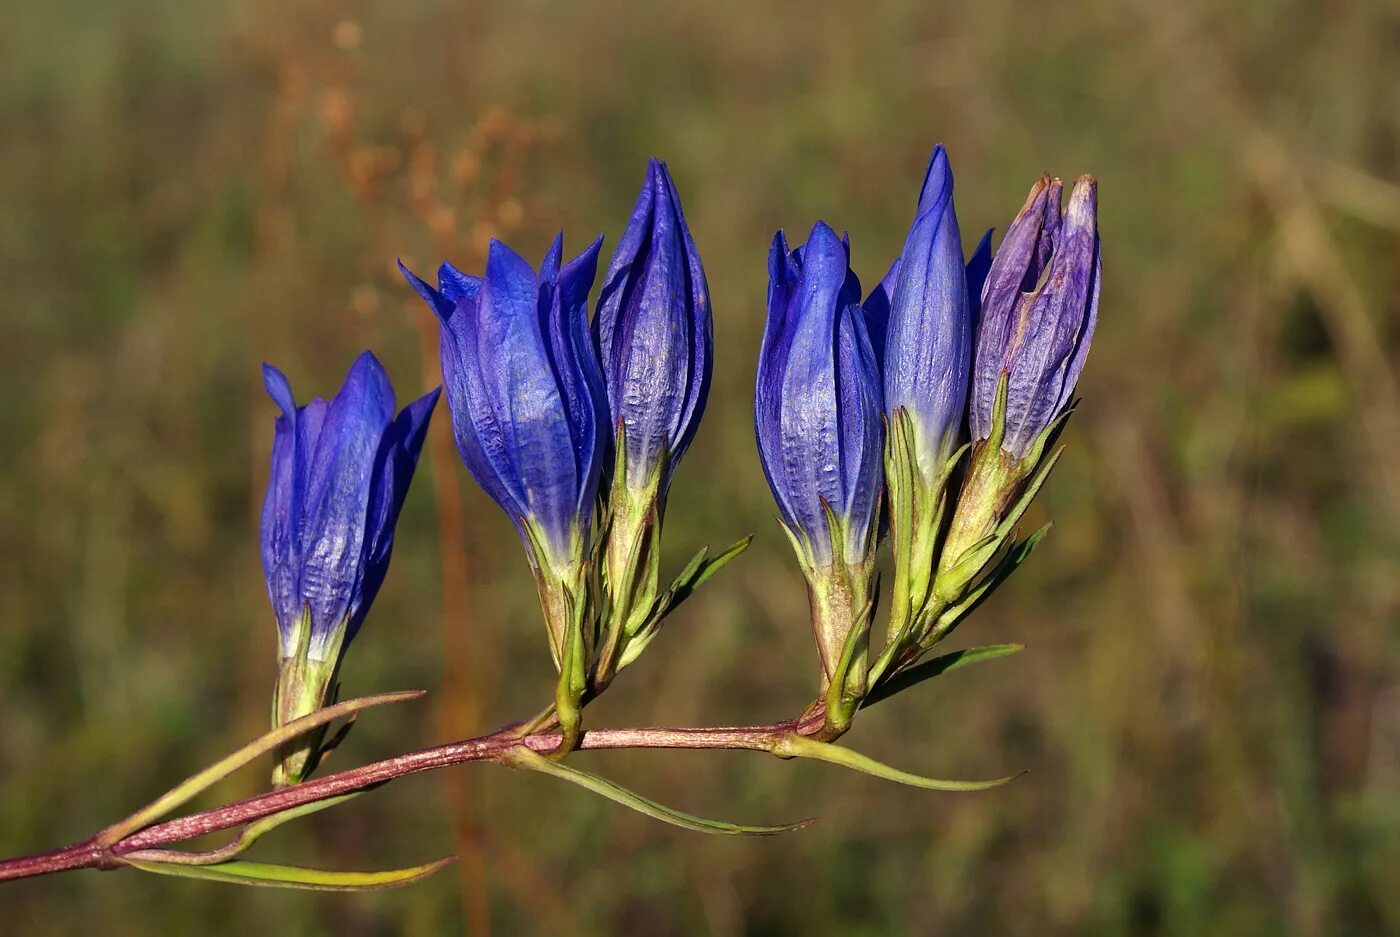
[863,644,1024,708]
[503,746,811,836]
[772,734,1017,792]
[97,690,423,847]
[125,855,454,891]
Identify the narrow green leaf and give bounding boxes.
[97,690,424,846]
[687,535,753,593]
[124,855,454,891]
[863,644,1024,708]
[772,735,1018,791]
[925,523,1052,648]
[504,746,811,836]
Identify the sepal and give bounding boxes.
[271,607,348,786]
[124,855,454,892]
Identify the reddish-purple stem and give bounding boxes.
[0,712,821,884]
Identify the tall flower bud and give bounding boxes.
[592,159,713,684]
[863,147,976,679]
[756,222,883,737]
[261,352,438,785]
[400,235,608,748]
[936,175,1100,605]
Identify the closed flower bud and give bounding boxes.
[876,145,972,471]
[865,147,978,679]
[971,175,1098,456]
[400,235,608,749]
[261,352,438,785]
[756,222,883,735]
[596,157,712,493]
[591,159,713,682]
[935,175,1100,605]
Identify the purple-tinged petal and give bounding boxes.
[1002,177,1098,455]
[970,177,1055,440]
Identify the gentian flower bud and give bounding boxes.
[400,235,607,749]
[261,352,439,785]
[879,145,972,470]
[592,159,713,683]
[970,176,1098,455]
[935,175,1099,604]
[756,222,883,736]
[863,147,976,679]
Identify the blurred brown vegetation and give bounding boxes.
[2,1,1398,934]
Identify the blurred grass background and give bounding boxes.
[2,1,1398,934]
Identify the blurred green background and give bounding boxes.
[3,1,1398,934]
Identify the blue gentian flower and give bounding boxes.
[261,351,438,661]
[399,235,608,577]
[589,159,717,684]
[756,222,883,714]
[970,175,1099,457]
[595,158,712,492]
[756,222,883,570]
[401,234,607,735]
[260,351,438,784]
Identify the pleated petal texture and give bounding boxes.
[756,222,884,567]
[260,352,439,660]
[970,175,1099,456]
[595,158,712,489]
[400,235,607,568]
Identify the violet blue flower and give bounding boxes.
[260,351,438,783]
[399,236,608,576]
[756,221,883,711]
[756,222,883,569]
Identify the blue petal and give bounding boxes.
[350,386,441,640]
[549,236,607,525]
[596,159,710,488]
[397,260,456,322]
[438,261,480,304]
[834,303,884,556]
[298,352,396,657]
[260,363,303,651]
[459,239,581,561]
[965,228,993,329]
[861,258,899,375]
[881,145,971,470]
[756,222,870,565]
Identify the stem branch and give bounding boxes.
[0,710,823,884]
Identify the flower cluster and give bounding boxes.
[755,147,1099,736]
[258,148,1099,779]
